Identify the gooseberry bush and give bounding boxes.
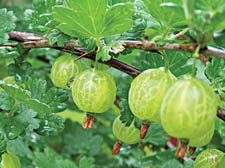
[0,0,225,167]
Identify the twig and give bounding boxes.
[5,31,225,59]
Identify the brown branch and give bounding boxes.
[6,31,225,59]
[3,31,225,121]
[123,40,225,59]
[217,107,225,121]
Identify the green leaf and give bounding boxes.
[37,114,64,136]
[0,92,15,111]
[101,3,134,37]
[32,147,77,168]
[96,46,111,62]
[165,51,192,77]
[53,1,134,39]
[1,152,21,168]
[119,99,134,126]
[0,81,51,116]
[0,14,13,32]
[141,149,183,168]
[79,157,95,168]
[61,120,103,156]
[214,30,225,48]
[0,51,20,59]
[48,29,70,47]
[205,57,225,88]
[143,124,169,146]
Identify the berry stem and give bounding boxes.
[192,45,200,77]
[112,141,121,155]
[175,139,189,159]
[83,113,94,129]
[140,122,150,139]
[189,146,196,155]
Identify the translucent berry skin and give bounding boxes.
[112,116,140,144]
[128,67,176,123]
[194,149,224,168]
[72,69,116,113]
[189,124,214,147]
[160,78,218,139]
[50,54,84,89]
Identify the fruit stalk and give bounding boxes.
[175,140,189,159]
[140,122,150,139]
[112,141,121,155]
[82,113,94,129]
[189,146,196,155]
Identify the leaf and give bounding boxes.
[26,78,69,113]
[141,149,183,168]
[0,92,15,111]
[96,46,111,62]
[0,81,51,116]
[165,51,192,77]
[205,58,225,81]
[119,99,134,127]
[0,51,20,59]
[53,1,134,39]
[101,3,134,37]
[16,105,40,132]
[37,113,64,136]
[214,30,225,48]
[48,29,70,47]
[79,157,95,168]
[143,124,169,146]
[62,120,103,156]
[142,0,186,27]
[32,147,77,168]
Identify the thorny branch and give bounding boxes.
[1,31,225,121]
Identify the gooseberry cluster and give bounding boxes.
[50,54,221,158]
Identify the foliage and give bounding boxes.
[0,0,224,167]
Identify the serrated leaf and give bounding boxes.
[96,46,111,62]
[0,81,51,115]
[141,149,183,168]
[0,9,16,32]
[62,120,103,156]
[48,29,70,47]
[205,58,225,82]
[143,124,169,146]
[32,147,77,168]
[79,157,95,168]
[165,51,192,77]
[0,92,15,111]
[119,99,134,126]
[53,1,134,39]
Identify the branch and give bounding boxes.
[123,40,225,59]
[3,31,225,121]
[7,31,225,59]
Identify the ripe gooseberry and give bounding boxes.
[160,77,218,158]
[112,115,140,154]
[128,67,176,139]
[50,54,84,89]
[72,68,116,129]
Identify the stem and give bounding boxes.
[175,139,189,159]
[83,113,95,129]
[167,28,189,41]
[9,101,18,117]
[140,121,150,139]
[112,141,121,155]
[192,45,201,77]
